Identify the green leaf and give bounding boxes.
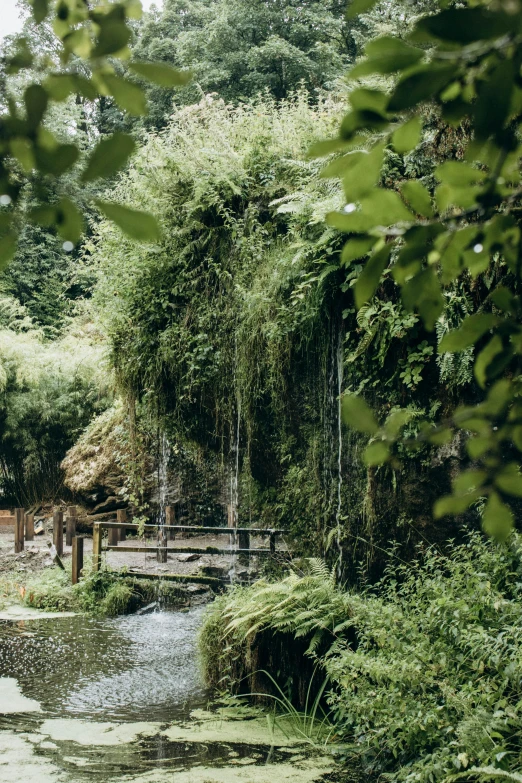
[428,427,453,446]
[355,245,391,309]
[482,492,514,542]
[392,117,422,154]
[466,437,491,459]
[102,75,147,116]
[483,379,513,417]
[513,426,522,452]
[95,200,160,242]
[31,0,49,23]
[343,143,385,202]
[24,84,48,130]
[340,109,388,139]
[414,8,516,44]
[308,138,352,158]
[435,161,487,186]
[384,409,414,439]
[364,441,390,466]
[438,313,497,353]
[321,151,365,179]
[81,132,136,182]
[56,198,83,243]
[346,0,378,19]
[402,267,444,330]
[490,287,517,315]
[474,58,515,141]
[434,491,481,518]
[92,20,131,57]
[35,143,79,176]
[341,237,375,266]
[474,335,503,388]
[0,233,18,270]
[350,36,423,78]
[400,180,433,218]
[495,464,522,498]
[128,62,191,87]
[453,470,486,495]
[45,74,76,101]
[341,395,378,435]
[388,65,455,112]
[362,190,414,224]
[10,138,35,173]
[349,88,388,114]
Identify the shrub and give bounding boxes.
[201,535,522,782]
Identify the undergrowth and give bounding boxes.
[200,533,522,783]
[0,565,187,616]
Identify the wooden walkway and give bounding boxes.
[92,521,285,585]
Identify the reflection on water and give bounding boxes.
[0,606,207,722]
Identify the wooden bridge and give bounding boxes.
[5,504,286,588]
[92,518,285,586]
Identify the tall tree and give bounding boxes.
[133,0,353,130]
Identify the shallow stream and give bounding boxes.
[0,605,333,783]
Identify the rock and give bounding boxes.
[199,565,228,578]
[177,553,200,563]
[92,496,126,515]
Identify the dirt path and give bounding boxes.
[0,527,274,581]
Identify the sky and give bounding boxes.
[1,0,163,40]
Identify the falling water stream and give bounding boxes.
[157,433,171,564]
[227,397,241,584]
[335,327,344,581]
[323,317,344,579]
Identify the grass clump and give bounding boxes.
[200,534,522,783]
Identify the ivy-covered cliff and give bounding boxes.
[77,92,479,581]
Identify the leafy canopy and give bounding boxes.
[0,0,190,268]
[329,0,522,540]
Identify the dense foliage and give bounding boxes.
[132,0,352,130]
[0,299,111,505]
[322,2,522,541]
[202,534,522,783]
[0,0,191,269]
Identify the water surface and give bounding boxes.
[0,606,333,782]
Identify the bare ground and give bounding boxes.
[0,525,273,581]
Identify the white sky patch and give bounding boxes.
[1,0,164,41]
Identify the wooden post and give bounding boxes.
[25,512,34,542]
[238,530,250,566]
[72,536,84,585]
[66,506,77,547]
[108,526,120,547]
[14,508,24,553]
[53,511,64,557]
[92,523,102,572]
[269,531,276,556]
[166,506,175,540]
[117,509,127,542]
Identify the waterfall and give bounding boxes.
[157,432,170,564]
[324,316,344,579]
[335,327,344,581]
[228,398,241,583]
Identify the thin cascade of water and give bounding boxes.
[157,432,171,567]
[335,327,344,582]
[228,399,241,583]
[323,317,344,578]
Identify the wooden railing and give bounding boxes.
[92,521,284,575]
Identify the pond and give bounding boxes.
[0,605,334,783]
